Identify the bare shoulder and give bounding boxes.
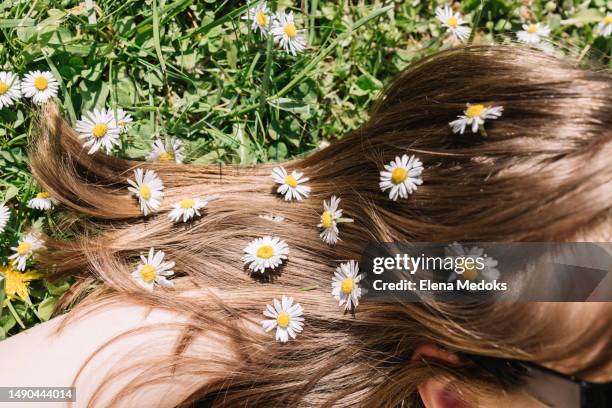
[0,292,238,408]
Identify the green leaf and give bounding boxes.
[44,279,70,296]
[37,297,58,321]
[268,142,288,161]
[2,185,18,202]
[562,9,604,26]
[268,98,311,115]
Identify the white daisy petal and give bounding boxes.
[379,154,424,201]
[271,11,307,55]
[168,197,208,223]
[318,195,351,245]
[0,71,21,109]
[8,233,45,271]
[0,204,11,234]
[21,70,59,104]
[516,22,550,44]
[449,103,503,134]
[27,191,59,211]
[598,15,612,38]
[243,235,289,273]
[242,1,271,36]
[114,108,133,134]
[445,243,501,289]
[331,260,363,311]
[271,166,310,201]
[435,6,471,43]
[261,295,304,343]
[146,137,185,164]
[127,168,164,216]
[75,108,121,155]
[131,247,175,291]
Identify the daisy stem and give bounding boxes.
[259,1,278,112]
[5,299,25,329]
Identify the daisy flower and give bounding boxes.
[271,166,310,201]
[318,196,353,245]
[449,103,503,134]
[598,15,612,38]
[0,264,42,301]
[21,70,59,104]
[516,23,551,44]
[131,247,175,291]
[0,204,10,234]
[75,108,121,155]
[127,168,164,216]
[168,197,208,223]
[262,295,304,343]
[27,191,59,211]
[446,243,500,285]
[8,233,44,271]
[115,108,133,134]
[0,71,21,109]
[271,11,307,55]
[243,235,289,273]
[379,154,424,201]
[146,138,185,164]
[242,1,271,36]
[331,260,364,312]
[435,5,471,43]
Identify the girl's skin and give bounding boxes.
[0,296,609,408]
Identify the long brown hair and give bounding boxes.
[29,45,612,407]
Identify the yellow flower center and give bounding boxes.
[179,198,195,209]
[462,264,480,281]
[340,277,354,294]
[276,312,290,328]
[466,104,485,118]
[0,81,9,95]
[17,241,31,256]
[139,184,151,199]
[159,152,173,162]
[256,10,268,27]
[391,167,407,184]
[284,174,298,188]
[34,76,49,91]
[36,191,51,199]
[321,211,333,229]
[447,16,458,28]
[92,123,108,138]
[604,16,612,25]
[140,264,157,283]
[283,22,297,38]
[527,24,538,34]
[256,245,274,259]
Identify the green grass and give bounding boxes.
[0,0,610,338]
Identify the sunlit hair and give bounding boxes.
[29,45,611,407]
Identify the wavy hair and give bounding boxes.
[29,45,612,407]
